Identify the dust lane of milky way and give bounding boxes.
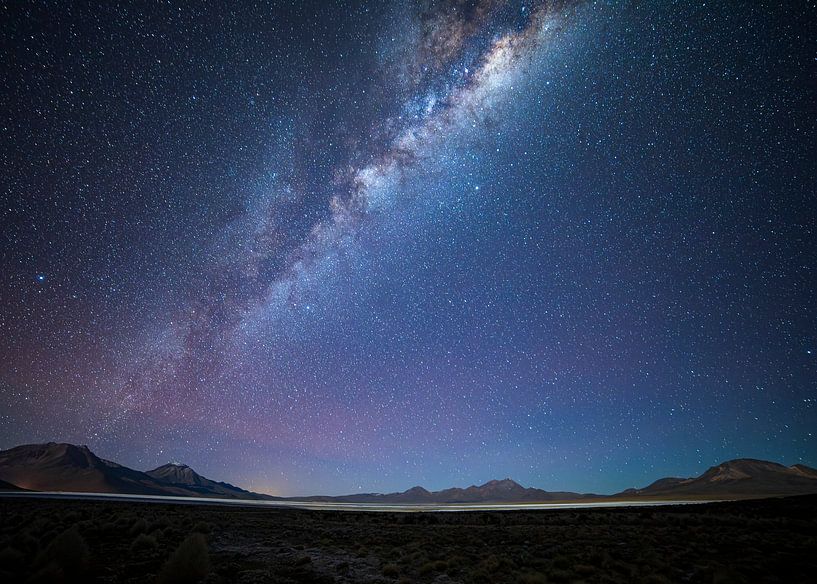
[0,0,814,497]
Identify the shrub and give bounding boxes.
[36,527,90,578]
[18,532,40,555]
[574,563,595,576]
[129,518,149,535]
[152,517,170,531]
[27,561,63,584]
[479,555,500,573]
[131,533,159,553]
[642,575,673,584]
[548,568,574,583]
[419,560,447,575]
[382,563,399,577]
[466,568,493,584]
[713,567,746,584]
[156,533,210,584]
[551,555,571,570]
[0,546,25,574]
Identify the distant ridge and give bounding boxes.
[616,459,817,499]
[299,478,590,504]
[1,442,816,503]
[146,462,267,500]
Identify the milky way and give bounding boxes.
[1,1,815,496]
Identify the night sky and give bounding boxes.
[1,1,815,497]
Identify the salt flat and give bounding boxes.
[0,490,713,512]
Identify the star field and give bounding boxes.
[1,1,815,496]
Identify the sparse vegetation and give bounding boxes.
[518,572,548,584]
[36,526,90,578]
[129,517,149,535]
[130,532,159,552]
[0,545,25,575]
[156,533,210,584]
[0,495,814,582]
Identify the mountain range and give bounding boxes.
[616,458,817,499]
[295,478,592,504]
[1,442,816,503]
[0,443,269,500]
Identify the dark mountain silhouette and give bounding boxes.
[2,443,816,503]
[0,443,183,495]
[438,478,590,503]
[299,478,590,503]
[617,459,817,499]
[0,443,586,503]
[146,463,267,499]
[0,443,272,499]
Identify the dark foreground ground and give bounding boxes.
[1,495,815,584]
